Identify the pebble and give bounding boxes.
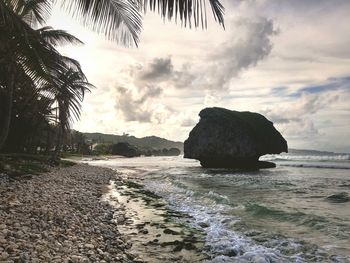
[1,251,9,259]
[84,244,94,249]
[0,164,135,263]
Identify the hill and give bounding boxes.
[83,132,184,152]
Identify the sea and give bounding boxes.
[86,151,350,262]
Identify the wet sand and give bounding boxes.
[103,178,208,262]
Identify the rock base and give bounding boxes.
[199,159,276,170]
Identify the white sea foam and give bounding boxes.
[261,154,350,162]
[144,180,305,263]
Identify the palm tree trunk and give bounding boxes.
[0,65,15,151]
[52,124,62,161]
[45,124,51,154]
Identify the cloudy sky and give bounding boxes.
[49,0,350,153]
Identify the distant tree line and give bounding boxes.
[93,142,181,157]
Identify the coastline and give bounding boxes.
[2,156,349,262]
[0,164,137,262]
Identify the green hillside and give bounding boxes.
[83,132,184,152]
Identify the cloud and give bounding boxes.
[181,118,197,127]
[207,17,278,86]
[279,118,319,139]
[128,17,278,92]
[179,17,279,90]
[264,92,339,139]
[266,92,339,122]
[115,85,163,123]
[132,57,194,89]
[139,57,173,81]
[137,85,163,103]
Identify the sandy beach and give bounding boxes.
[0,164,138,263]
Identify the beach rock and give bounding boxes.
[223,248,237,257]
[184,107,288,169]
[198,222,209,228]
[326,192,350,203]
[1,251,9,260]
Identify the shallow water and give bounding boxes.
[88,154,350,262]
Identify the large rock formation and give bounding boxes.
[184,107,288,169]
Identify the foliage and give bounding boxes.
[93,143,113,155]
[107,142,181,157]
[0,0,92,156]
[111,142,141,157]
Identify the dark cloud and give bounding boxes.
[125,17,278,92]
[130,57,195,89]
[204,17,278,88]
[139,58,173,81]
[136,85,162,103]
[115,85,163,123]
[216,18,277,69]
[162,17,278,90]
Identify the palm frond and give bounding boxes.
[19,0,52,26]
[59,0,142,46]
[0,0,25,30]
[207,0,224,27]
[141,0,224,28]
[37,27,84,46]
[58,0,224,46]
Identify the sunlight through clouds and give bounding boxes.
[48,0,350,152]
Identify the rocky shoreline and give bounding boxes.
[0,164,137,263]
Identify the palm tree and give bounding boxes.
[2,67,55,152]
[0,1,85,150]
[43,68,94,160]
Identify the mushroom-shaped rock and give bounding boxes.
[184,107,288,169]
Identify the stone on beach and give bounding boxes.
[184,107,288,169]
[0,164,134,263]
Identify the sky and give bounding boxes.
[48,0,350,153]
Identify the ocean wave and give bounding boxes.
[245,203,350,239]
[261,154,350,162]
[144,180,309,262]
[259,154,350,169]
[278,163,350,169]
[246,203,326,225]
